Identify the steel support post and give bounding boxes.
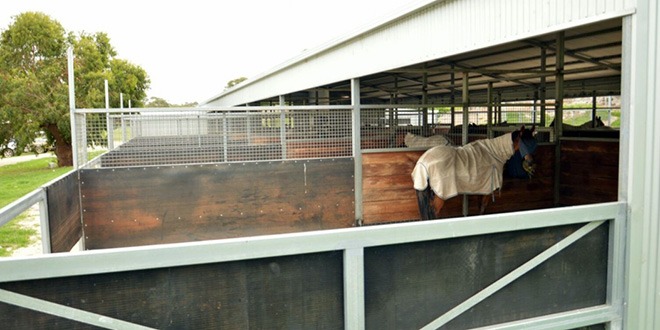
[450,66,455,128]
[279,95,287,159]
[344,247,365,329]
[38,189,51,254]
[67,48,78,169]
[462,72,469,216]
[351,78,363,225]
[422,70,429,135]
[222,113,228,162]
[540,46,547,127]
[487,82,493,139]
[554,32,565,205]
[592,91,598,127]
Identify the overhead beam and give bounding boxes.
[524,40,621,72]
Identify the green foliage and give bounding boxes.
[178,101,199,107]
[145,97,199,108]
[0,12,150,166]
[0,12,68,155]
[108,58,149,108]
[226,77,247,89]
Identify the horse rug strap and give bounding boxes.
[412,133,514,200]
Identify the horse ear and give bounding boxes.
[530,124,536,132]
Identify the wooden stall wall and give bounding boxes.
[362,150,423,223]
[361,145,555,224]
[80,158,354,249]
[0,252,344,329]
[559,139,619,206]
[46,171,82,253]
[364,222,609,329]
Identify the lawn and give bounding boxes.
[0,155,72,256]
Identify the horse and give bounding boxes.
[403,132,452,148]
[549,116,606,129]
[446,121,509,145]
[412,126,537,220]
[392,131,452,148]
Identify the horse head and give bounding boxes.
[512,125,538,177]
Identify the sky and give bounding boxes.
[0,0,416,105]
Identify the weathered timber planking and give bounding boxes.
[81,159,355,249]
[559,140,619,206]
[365,222,609,329]
[286,141,351,159]
[46,171,82,253]
[363,187,417,203]
[362,151,422,224]
[0,252,344,329]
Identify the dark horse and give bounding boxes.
[412,126,537,220]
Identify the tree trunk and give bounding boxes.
[55,142,73,167]
[45,123,73,167]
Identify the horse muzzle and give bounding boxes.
[522,155,537,177]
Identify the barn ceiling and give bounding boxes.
[265,17,622,105]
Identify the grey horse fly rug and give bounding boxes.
[412,133,515,199]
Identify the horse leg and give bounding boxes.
[416,188,432,220]
[479,195,491,215]
[416,187,444,220]
[431,194,445,219]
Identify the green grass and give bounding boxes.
[0,213,35,257]
[0,155,71,256]
[0,156,71,208]
[0,150,106,256]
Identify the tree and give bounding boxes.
[0,12,68,160]
[145,97,198,108]
[145,97,172,107]
[0,12,150,166]
[225,77,247,89]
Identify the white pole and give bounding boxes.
[104,80,109,109]
[351,78,363,225]
[105,80,112,149]
[67,47,78,169]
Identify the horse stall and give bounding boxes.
[0,105,624,328]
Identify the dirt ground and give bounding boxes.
[7,204,43,257]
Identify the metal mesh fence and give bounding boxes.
[76,107,353,168]
[73,102,618,167]
[358,105,555,149]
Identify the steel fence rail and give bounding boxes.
[0,201,626,329]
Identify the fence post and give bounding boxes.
[67,47,78,169]
[554,32,565,205]
[462,72,469,216]
[279,96,287,159]
[38,188,51,254]
[351,78,363,226]
[344,247,365,329]
[222,113,228,162]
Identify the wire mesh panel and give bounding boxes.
[73,113,87,167]
[76,107,353,168]
[360,106,456,150]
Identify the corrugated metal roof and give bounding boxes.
[201,0,633,107]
